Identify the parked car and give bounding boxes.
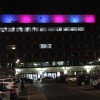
[66,75,77,83]
[0,78,21,99]
[41,77,55,83]
[90,75,100,89]
[77,74,91,86]
[22,77,33,84]
[0,83,10,100]
[56,75,77,83]
[56,75,66,83]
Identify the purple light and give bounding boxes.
[83,15,95,23]
[51,15,66,23]
[17,15,34,23]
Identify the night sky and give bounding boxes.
[0,0,99,25]
[0,0,98,13]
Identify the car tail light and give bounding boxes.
[8,89,16,94]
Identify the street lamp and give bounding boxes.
[16,59,20,67]
[93,51,97,63]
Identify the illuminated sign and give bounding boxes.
[0,14,96,23]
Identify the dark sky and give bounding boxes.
[1,0,99,14]
[0,0,99,25]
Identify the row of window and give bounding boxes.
[0,51,98,59]
[3,43,100,50]
[0,34,99,41]
[0,60,88,68]
[0,27,85,32]
[6,44,52,49]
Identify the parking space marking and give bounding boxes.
[66,85,100,98]
[38,88,47,100]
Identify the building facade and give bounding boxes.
[0,0,99,79]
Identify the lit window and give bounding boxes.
[78,27,85,31]
[8,27,15,32]
[24,27,31,32]
[40,44,52,49]
[0,27,7,32]
[48,27,55,31]
[57,61,64,65]
[41,62,49,66]
[16,27,23,32]
[55,27,62,31]
[40,27,47,32]
[7,45,16,50]
[32,27,39,32]
[71,27,77,31]
[63,27,70,31]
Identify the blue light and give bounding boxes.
[69,15,81,23]
[36,15,50,23]
[1,14,16,23]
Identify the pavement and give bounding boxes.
[17,83,47,100]
[66,83,100,97]
[17,82,100,99]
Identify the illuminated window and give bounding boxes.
[0,26,85,32]
[63,27,70,31]
[16,27,23,32]
[8,27,15,32]
[48,27,55,31]
[41,62,49,66]
[7,45,16,50]
[55,27,63,31]
[78,27,85,31]
[71,27,77,31]
[40,44,52,49]
[32,27,39,32]
[40,27,47,32]
[57,61,64,66]
[0,27,7,32]
[24,27,31,32]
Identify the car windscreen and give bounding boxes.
[0,84,7,92]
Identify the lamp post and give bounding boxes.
[93,52,98,74]
[67,61,69,67]
[93,51,96,63]
[16,59,20,68]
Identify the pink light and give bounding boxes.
[52,15,66,23]
[18,15,34,23]
[83,15,95,23]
